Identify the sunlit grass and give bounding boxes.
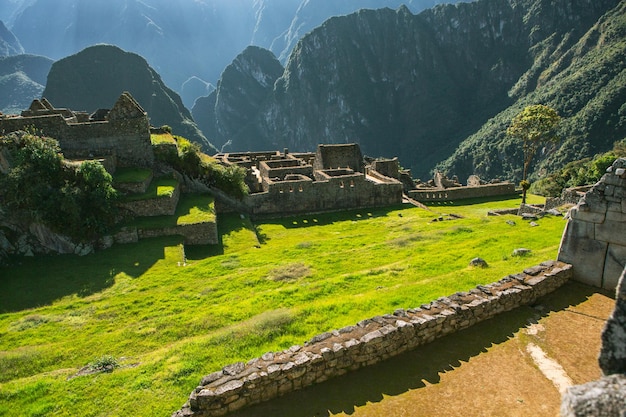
[0,194,567,416]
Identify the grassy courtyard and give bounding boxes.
[0,195,566,416]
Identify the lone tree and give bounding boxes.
[507,104,561,204]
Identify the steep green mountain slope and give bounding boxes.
[195,0,623,181]
[42,45,215,152]
[438,0,626,181]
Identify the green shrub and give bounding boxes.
[153,135,248,198]
[0,133,118,240]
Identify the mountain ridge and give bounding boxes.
[194,0,624,181]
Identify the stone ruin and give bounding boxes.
[558,157,626,291]
[406,171,516,203]
[215,143,404,216]
[0,92,154,170]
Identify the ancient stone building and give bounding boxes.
[216,144,404,216]
[558,157,626,291]
[0,92,154,168]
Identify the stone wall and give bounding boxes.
[313,144,364,173]
[119,183,181,217]
[558,158,626,291]
[173,261,572,417]
[138,222,218,245]
[0,93,154,168]
[407,182,516,202]
[244,172,403,216]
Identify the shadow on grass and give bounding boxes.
[227,282,596,417]
[0,236,181,313]
[425,193,523,207]
[254,205,406,231]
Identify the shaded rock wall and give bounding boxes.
[558,158,626,291]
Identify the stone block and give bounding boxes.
[569,207,606,223]
[602,244,626,291]
[558,236,607,287]
[595,219,626,246]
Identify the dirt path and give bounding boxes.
[229,281,614,417]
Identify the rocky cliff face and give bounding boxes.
[42,45,214,151]
[195,0,623,180]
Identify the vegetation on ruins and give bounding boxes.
[152,133,248,198]
[0,194,564,416]
[532,138,626,197]
[0,132,118,240]
[506,105,561,203]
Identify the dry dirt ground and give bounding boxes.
[229,281,615,417]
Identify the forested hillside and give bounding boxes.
[194,0,625,181]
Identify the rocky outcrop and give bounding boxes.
[560,267,626,416]
[558,158,626,291]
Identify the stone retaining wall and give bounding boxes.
[119,183,181,217]
[138,222,218,245]
[408,182,516,202]
[173,261,572,417]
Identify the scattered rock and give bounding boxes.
[512,248,532,257]
[547,209,562,216]
[506,220,516,226]
[521,213,539,221]
[530,221,539,227]
[469,257,489,268]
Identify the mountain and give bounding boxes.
[437,0,626,181]
[194,0,625,181]
[7,0,468,107]
[0,54,52,114]
[0,20,23,56]
[41,44,214,151]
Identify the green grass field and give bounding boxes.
[0,195,566,416]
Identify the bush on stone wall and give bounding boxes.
[154,135,248,198]
[0,132,118,241]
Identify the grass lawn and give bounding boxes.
[113,167,153,184]
[150,133,177,145]
[0,194,567,417]
[122,177,178,202]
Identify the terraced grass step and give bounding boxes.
[124,193,218,245]
[113,167,154,194]
[118,176,180,217]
